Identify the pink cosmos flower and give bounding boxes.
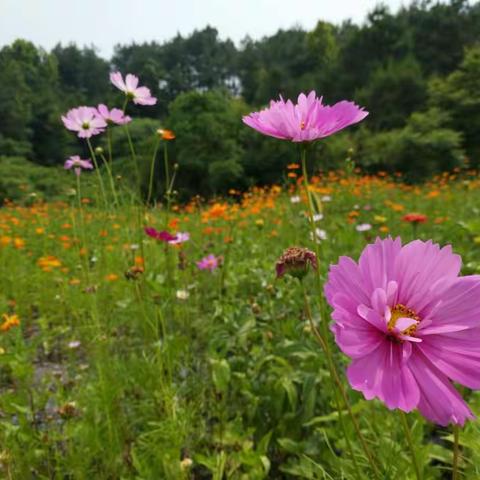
[144,227,189,245]
[169,232,190,245]
[62,106,107,138]
[96,104,131,125]
[197,254,219,271]
[325,237,480,426]
[64,156,93,176]
[243,91,368,142]
[110,72,157,106]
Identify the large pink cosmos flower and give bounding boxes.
[243,91,368,142]
[325,237,480,426]
[96,104,131,125]
[62,106,107,138]
[110,72,157,106]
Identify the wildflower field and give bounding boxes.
[2,69,480,480]
[2,164,480,479]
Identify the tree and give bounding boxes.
[429,45,480,162]
[357,57,427,130]
[167,90,246,197]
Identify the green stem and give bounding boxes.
[302,286,362,480]
[107,127,113,166]
[100,152,119,208]
[121,97,141,194]
[147,138,161,206]
[399,411,422,480]
[300,145,380,479]
[86,138,108,208]
[453,424,460,480]
[124,123,141,192]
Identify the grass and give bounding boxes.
[1,166,480,479]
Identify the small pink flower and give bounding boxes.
[197,254,219,272]
[110,72,157,106]
[169,232,190,245]
[96,104,131,125]
[144,227,189,245]
[64,156,93,176]
[325,237,480,426]
[243,91,367,142]
[62,106,107,138]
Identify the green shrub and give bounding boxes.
[0,157,66,203]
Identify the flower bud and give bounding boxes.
[94,146,104,155]
[276,246,317,280]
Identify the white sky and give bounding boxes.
[1,0,407,58]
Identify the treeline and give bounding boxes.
[1,0,480,200]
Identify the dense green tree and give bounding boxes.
[357,57,427,130]
[168,90,246,196]
[52,44,111,105]
[429,44,480,162]
[0,40,66,166]
[2,1,480,196]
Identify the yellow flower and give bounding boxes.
[374,215,387,223]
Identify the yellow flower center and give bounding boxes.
[300,121,306,130]
[388,304,420,336]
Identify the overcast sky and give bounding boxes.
[1,0,407,58]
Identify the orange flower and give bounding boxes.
[1,314,20,332]
[0,236,11,247]
[37,255,62,271]
[168,218,180,230]
[287,163,300,170]
[288,172,298,178]
[105,273,119,282]
[14,238,25,249]
[157,129,176,140]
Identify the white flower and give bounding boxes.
[313,213,324,222]
[68,340,81,349]
[356,223,372,232]
[321,195,332,202]
[176,289,189,300]
[290,195,301,204]
[310,228,327,243]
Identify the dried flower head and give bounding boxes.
[276,246,318,279]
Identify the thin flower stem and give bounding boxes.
[302,286,362,480]
[107,126,113,165]
[300,145,381,479]
[121,98,141,193]
[99,152,119,208]
[307,297,380,479]
[147,137,161,205]
[399,411,422,480]
[86,138,108,208]
[453,424,460,480]
[124,124,141,191]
